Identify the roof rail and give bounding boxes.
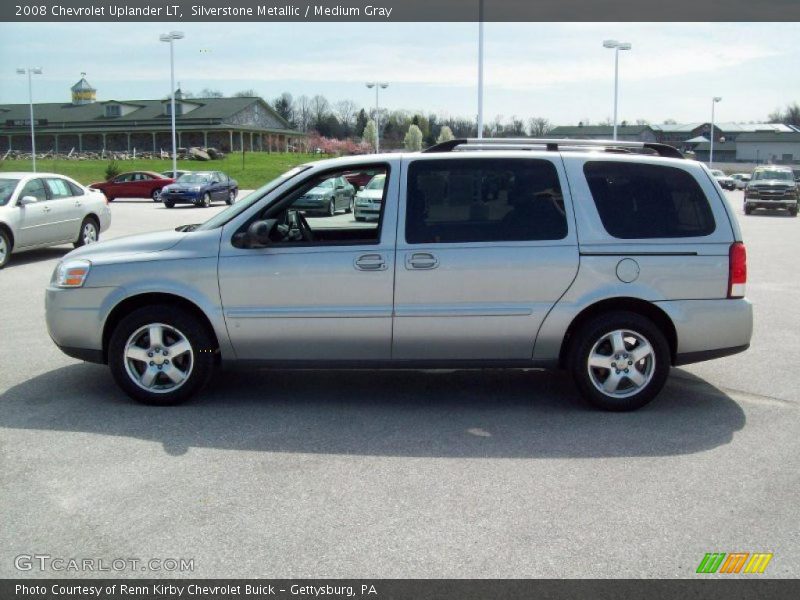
[422,137,684,159]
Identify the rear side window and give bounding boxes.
[406,158,567,244]
[584,162,715,239]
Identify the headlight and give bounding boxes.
[53,259,91,288]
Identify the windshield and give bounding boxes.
[753,169,794,182]
[0,178,20,206]
[365,175,386,190]
[195,165,311,231]
[309,180,334,193]
[178,174,211,184]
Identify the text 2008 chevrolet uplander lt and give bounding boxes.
[46,139,752,411]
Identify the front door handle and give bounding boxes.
[42,205,51,213]
[354,253,386,271]
[406,252,439,270]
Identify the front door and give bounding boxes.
[218,161,398,360]
[392,156,580,360]
[14,178,58,248]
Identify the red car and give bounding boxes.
[90,171,175,202]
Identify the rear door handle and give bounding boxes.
[406,252,439,270]
[354,253,386,271]
[42,205,51,213]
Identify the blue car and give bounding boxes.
[161,171,238,208]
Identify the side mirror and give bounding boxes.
[18,196,37,206]
[212,180,220,185]
[243,219,277,248]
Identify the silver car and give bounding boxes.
[0,172,111,268]
[45,139,752,411]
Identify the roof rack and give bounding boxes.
[422,137,684,159]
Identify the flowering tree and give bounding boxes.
[436,126,455,144]
[404,124,423,151]
[307,133,372,156]
[362,119,378,151]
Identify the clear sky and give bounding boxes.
[1,21,797,125]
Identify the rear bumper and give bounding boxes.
[655,298,753,365]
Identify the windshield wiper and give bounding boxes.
[175,224,200,232]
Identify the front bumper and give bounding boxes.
[46,285,113,363]
[162,190,201,203]
[745,199,797,209]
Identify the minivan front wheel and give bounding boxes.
[108,305,216,405]
[569,311,670,411]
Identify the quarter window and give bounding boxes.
[584,161,716,239]
[405,158,568,244]
[44,178,73,199]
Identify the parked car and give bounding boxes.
[160,171,238,208]
[343,169,381,190]
[710,169,736,190]
[160,169,193,179]
[90,171,174,202]
[744,166,798,216]
[730,173,751,190]
[292,175,354,216]
[0,172,110,269]
[354,173,386,221]
[45,139,752,412]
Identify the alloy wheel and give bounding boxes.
[82,222,98,244]
[123,323,194,394]
[586,329,656,398]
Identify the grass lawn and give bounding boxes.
[0,152,324,189]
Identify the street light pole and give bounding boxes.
[365,82,388,153]
[477,0,484,139]
[16,67,42,172]
[602,40,631,141]
[710,96,722,168]
[159,31,184,177]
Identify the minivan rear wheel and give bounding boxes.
[108,305,216,405]
[569,311,670,411]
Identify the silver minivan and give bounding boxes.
[45,139,752,411]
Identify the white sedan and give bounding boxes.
[0,172,111,268]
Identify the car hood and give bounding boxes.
[66,229,186,264]
[165,182,208,191]
[357,190,384,200]
[749,180,795,188]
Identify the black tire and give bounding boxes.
[74,217,100,248]
[226,189,236,205]
[163,199,175,209]
[789,207,798,217]
[151,188,161,202]
[108,305,217,405]
[328,198,336,216]
[568,311,671,411]
[744,204,752,215]
[345,197,353,213]
[0,228,11,269]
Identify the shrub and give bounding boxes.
[104,160,120,181]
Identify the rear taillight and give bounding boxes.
[728,242,747,299]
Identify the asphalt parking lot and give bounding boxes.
[0,190,798,578]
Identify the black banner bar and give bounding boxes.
[4,0,800,22]
[3,579,800,600]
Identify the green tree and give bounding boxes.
[404,124,423,151]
